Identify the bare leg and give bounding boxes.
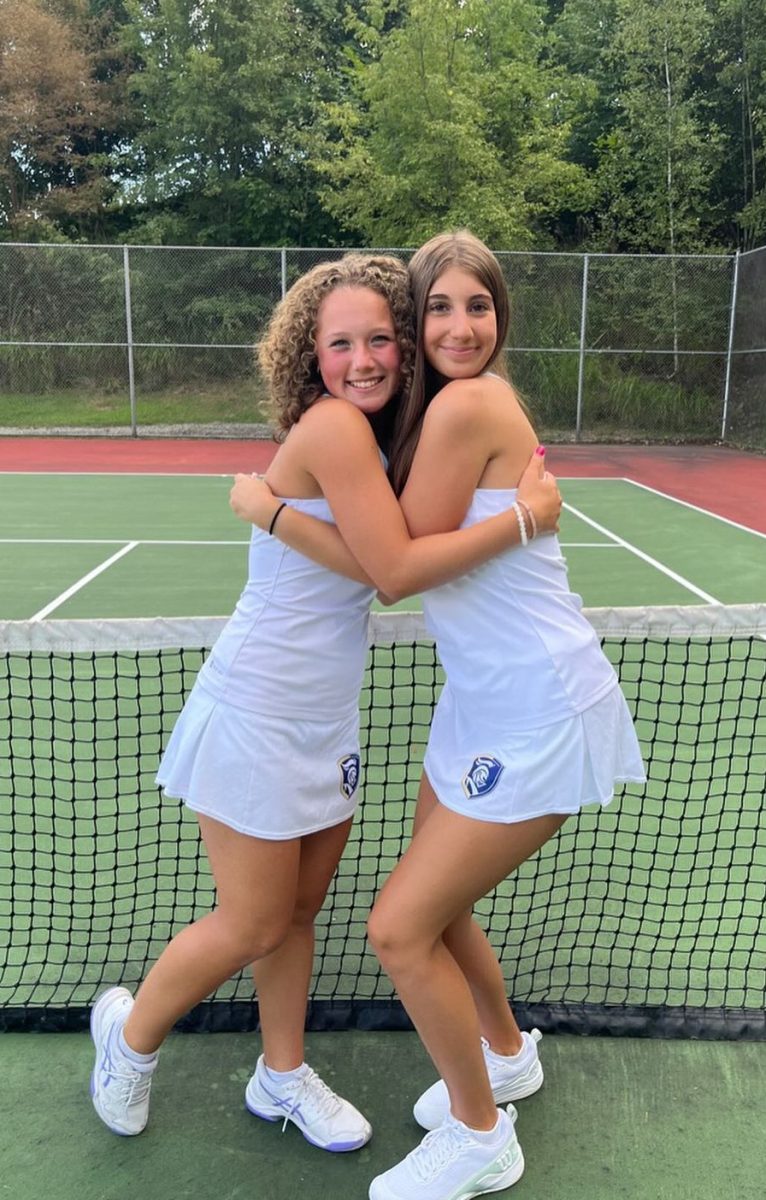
[123,815,301,1054]
[412,775,526,1055]
[251,817,353,1071]
[367,804,565,1129]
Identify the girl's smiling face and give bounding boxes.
[422,267,498,382]
[315,287,401,413]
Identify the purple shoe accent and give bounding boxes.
[244,1059,371,1154]
[303,1133,367,1153]
[246,1080,306,1123]
[245,1098,279,1123]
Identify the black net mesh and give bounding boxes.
[1,610,764,1037]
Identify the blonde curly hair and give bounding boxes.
[258,254,415,437]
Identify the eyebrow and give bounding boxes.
[321,327,394,339]
[427,291,493,302]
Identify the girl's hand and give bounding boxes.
[229,474,280,529]
[517,447,561,535]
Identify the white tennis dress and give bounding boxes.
[157,498,375,839]
[422,488,646,823]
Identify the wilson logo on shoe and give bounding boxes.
[496,1146,519,1170]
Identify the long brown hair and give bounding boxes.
[389,231,510,496]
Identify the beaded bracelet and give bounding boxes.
[268,502,288,536]
[511,501,528,547]
[516,498,538,540]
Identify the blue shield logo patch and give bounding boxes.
[462,755,504,800]
[338,754,360,800]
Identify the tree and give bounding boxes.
[314,0,592,247]
[0,0,99,236]
[120,0,349,245]
[589,0,722,254]
[548,0,618,173]
[708,0,766,248]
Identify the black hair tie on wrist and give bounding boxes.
[268,502,288,536]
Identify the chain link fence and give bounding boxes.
[0,241,759,446]
[726,245,766,447]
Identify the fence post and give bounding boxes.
[281,247,287,300]
[575,254,589,441]
[721,249,740,441]
[123,245,137,437]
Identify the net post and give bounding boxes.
[576,253,589,441]
[123,245,137,437]
[721,249,741,441]
[281,247,287,299]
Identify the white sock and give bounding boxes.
[455,1112,505,1145]
[488,1037,525,1062]
[263,1061,307,1084]
[118,1027,158,1069]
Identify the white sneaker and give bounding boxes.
[413,1030,543,1131]
[369,1105,524,1200]
[245,1055,372,1152]
[90,987,156,1136]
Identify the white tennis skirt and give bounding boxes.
[423,682,646,825]
[156,681,363,839]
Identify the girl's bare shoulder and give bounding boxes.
[292,396,376,447]
[426,375,527,427]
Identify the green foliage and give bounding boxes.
[312,0,593,247]
[517,348,721,441]
[1,0,766,250]
[585,0,723,253]
[710,0,766,247]
[119,0,349,245]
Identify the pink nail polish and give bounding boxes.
[536,445,546,456]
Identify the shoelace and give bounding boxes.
[106,1054,153,1108]
[279,1067,341,1132]
[408,1121,475,1184]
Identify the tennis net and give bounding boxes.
[1,606,764,1038]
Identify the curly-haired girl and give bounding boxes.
[88,253,561,1156]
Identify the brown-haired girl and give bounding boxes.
[238,232,644,1200]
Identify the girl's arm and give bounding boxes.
[229,480,376,588]
[230,398,559,602]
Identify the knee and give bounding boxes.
[367,903,417,970]
[215,911,289,966]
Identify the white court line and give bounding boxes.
[562,502,722,605]
[623,478,766,540]
[29,543,139,622]
[0,470,236,478]
[1,538,247,546]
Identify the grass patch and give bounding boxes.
[0,383,271,429]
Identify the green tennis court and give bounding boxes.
[2,467,765,1200]
[1,470,764,618]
